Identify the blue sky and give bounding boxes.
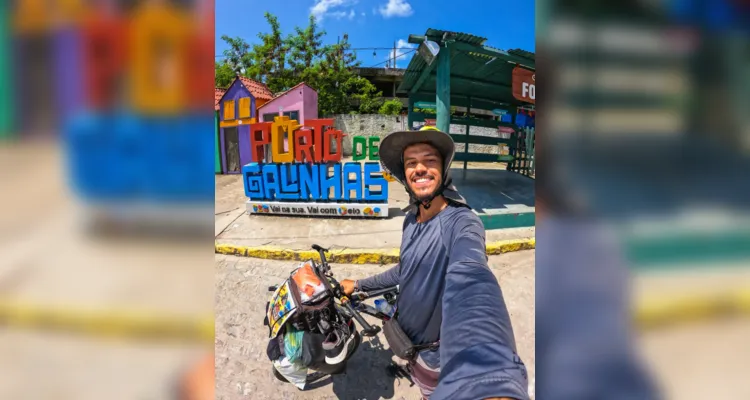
[215,0,535,68]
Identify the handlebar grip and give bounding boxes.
[362,286,399,299]
[312,244,330,267]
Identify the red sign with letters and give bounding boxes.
[512,67,535,104]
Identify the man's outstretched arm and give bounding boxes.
[357,263,401,292]
[432,216,529,400]
[341,264,400,295]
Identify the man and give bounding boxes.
[341,126,529,400]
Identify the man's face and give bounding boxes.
[403,143,443,201]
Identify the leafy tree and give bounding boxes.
[287,15,325,81]
[215,15,384,115]
[314,34,382,115]
[252,12,291,92]
[379,99,404,115]
[215,61,235,88]
[349,76,383,114]
[220,35,254,76]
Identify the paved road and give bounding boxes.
[640,318,750,399]
[0,329,208,400]
[0,142,213,399]
[215,251,536,400]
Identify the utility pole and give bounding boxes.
[393,41,396,68]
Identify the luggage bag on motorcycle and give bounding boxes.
[286,260,335,332]
[263,260,333,336]
[263,260,338,370]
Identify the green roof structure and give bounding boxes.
[398,28,535,130]
[396,29,537,230]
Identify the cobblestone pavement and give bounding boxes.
[215,251,536,400]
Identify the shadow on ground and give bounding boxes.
[303,336,415,399]
[84,219,213,244]
[451,168,535,213]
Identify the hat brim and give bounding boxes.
[379,130,455,184]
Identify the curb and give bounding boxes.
[215,238,536,264]
[487,238,536,255]
[0,300,214,343]
[1,288,749,341]
[635,288,750,330]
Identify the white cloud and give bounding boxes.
[378,0,413,18]
[361,12,366,16]
[326,9,356,20]
[388,39,416,67]
[311,0,356,22]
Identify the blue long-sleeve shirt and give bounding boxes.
[359,204,529,400]
[536,218,659,399]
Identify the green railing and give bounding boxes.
[410,110,521,168]
[508,127,535,178]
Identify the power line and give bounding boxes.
[216,46,418,68]
[215,47,416,58]
[365,49,416,68]
[352,47,416,51]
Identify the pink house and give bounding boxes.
[258,82,318,125]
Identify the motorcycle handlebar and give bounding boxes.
[342,300,381,337]
[354,286,399,300]
[313,245,332,277]
[312,244,381,337]
[312,244,328,263]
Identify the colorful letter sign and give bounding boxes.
[243,117,389,217]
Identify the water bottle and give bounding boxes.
[374,299,396,318]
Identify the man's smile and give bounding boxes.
[411,174,435,189]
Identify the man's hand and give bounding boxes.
[340,279,356,296]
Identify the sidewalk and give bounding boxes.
[0,142,211,398]
[215,165,536,253]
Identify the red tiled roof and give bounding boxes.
[215,87,226,111]
[238,76,274,101]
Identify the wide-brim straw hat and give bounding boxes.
[378,126,455,185]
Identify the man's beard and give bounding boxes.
[408,176,443,202]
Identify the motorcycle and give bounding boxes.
[264,244,400,387]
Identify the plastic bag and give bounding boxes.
[284,326,305,363]
[291,261,327,304]
[273,357,307,390]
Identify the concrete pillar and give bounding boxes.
[407,96,415,130]
[436,45,451,134]
[464,97,471,171]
